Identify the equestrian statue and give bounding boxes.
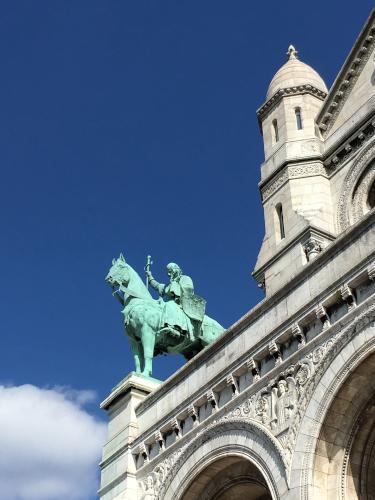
[105,254,225,377]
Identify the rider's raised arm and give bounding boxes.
[146,269,165,296]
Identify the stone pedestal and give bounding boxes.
[99,372,161,500]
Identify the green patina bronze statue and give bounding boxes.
[105,254,225,377]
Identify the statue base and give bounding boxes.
[99,372,161,500]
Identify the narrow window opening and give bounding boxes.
[295,107,303,130]
[272,119,279,143]
[276,204,285,240]
[368,180,375,209]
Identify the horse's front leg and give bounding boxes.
[129,338,143,374]
[141,326,155,377]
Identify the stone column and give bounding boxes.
[99,372,161,500]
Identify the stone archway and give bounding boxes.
[181,456,272,500]
[311,352,375,498]
[289,309,375,500]
[160,419,287,500]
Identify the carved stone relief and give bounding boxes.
[337,139,375,231]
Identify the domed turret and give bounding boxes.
[253,47,333,296]
[257,45,328,167]
[266,46,328,101]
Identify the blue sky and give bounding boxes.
[0,2,373,498]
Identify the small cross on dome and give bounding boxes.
[287,45,298,60]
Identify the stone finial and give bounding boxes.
[287,45,298,60]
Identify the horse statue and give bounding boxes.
[105,254,225,377]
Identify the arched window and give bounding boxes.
[272,119,279,143]
[368,179,375,209]
[276,203,285,240]
[295,107,303,130]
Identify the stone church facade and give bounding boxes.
[100,9,375,500]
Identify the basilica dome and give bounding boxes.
[266,45,328,101]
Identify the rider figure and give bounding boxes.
[145,262,197,342]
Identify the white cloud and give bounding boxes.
[0,384,107,500]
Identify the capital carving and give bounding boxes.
[303,238,322,261]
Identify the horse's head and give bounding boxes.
[105,253,130,288]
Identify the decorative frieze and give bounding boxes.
[261,163,327,202]
[336,139,375,231]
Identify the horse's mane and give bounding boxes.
[125,262,153,300]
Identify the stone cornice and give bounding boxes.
[257,84,327,129]
[317,9,375,137]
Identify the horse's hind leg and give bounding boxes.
[141,326,155,377]
[129,338,143,374]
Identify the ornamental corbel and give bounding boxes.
[154,431,165,450]
[269,341,282,366]
[226,374,238,395]
[187,405,198,425]
[206,390,217,411]
[139,442,149,461]
[358,132,366,141]
[368,262,375,281]
[315,304,330,330]
[292,323,306,349]
[170,418,181,439]
[340,283,357,310]
[246,357,261,383]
